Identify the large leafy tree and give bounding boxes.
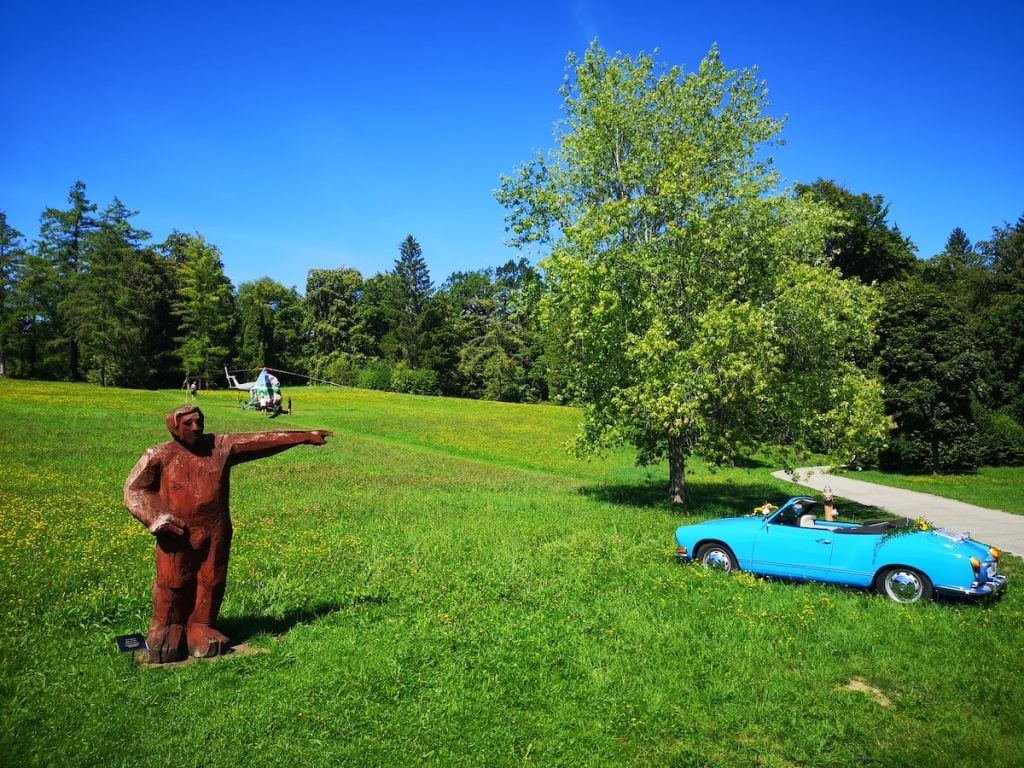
[236,277,303,373]
[795,179,917,283]
[444,258,546,402]
[976,216,1024,424]
[438,268,500,395]
[168,232,236,385]
[878,278,982,472]
[0,212,28,378]
[302,267,367,383]
[4,247,60,378]
[498,42,889,504]
[412,292,461,395]
[352,272,404,362]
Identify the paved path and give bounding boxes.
[772,466,1024,556]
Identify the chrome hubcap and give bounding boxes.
[885,570,924,603]
[701,549,732,572]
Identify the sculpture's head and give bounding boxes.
[166,405,204,447]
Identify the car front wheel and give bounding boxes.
[876,567,933,604]
[696,543,737,573]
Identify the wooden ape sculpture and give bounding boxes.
[124,405,331,663]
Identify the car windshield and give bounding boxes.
[771,498,819,526]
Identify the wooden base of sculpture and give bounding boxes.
[137,641,267,668]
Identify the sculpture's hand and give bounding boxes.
[306,430,333,446]
[149,513,186,537]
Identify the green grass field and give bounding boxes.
[1,380,1022,767]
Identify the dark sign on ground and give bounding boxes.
[115,633,148,653]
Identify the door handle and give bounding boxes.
[816,539,832,545]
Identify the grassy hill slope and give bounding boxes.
[1,380,1021,767]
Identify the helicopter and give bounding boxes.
[224,366,344,391]
[224,366,344,415]
[224,367,284,414]
[224,366,260,391]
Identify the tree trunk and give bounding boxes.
[668,436,686,505]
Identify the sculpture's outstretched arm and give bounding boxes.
[224,430,332,465]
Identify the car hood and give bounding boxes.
[927,528,994,555]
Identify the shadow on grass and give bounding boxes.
[585,474,889,521]
[584,478,786,516]
[220,594,389,642]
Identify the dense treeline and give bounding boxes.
[0,181,547,403]
[794,180,1024,471]
[1,179,1022,473]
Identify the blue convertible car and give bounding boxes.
[674,496,1007,604]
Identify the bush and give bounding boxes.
[879,417,981,473]
[315,351,361,387]
[352,360,440,395]
[975,406,1024,466]
[389,362,439,395]
[356,359,393,391]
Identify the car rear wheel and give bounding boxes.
[876,567,933,604]
[696,543,737,573]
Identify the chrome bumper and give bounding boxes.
[937,574,1008,600]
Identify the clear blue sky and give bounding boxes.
[3,1,1021,292]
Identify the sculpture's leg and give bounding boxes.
[186,521,233,658]
[186,596,230,657]
[145,582,190,663]
[144,534,195,663]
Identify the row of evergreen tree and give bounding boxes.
[0,181,548,402]
[1,180,1022,472]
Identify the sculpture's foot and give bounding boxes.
[144,624,186,664]
[187,623,230,658]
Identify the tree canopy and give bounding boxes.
[0,212,27,378]
[169,232,236,385]
[878,278,982,472]
[498,42,890,503]
[795,179,917,283]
